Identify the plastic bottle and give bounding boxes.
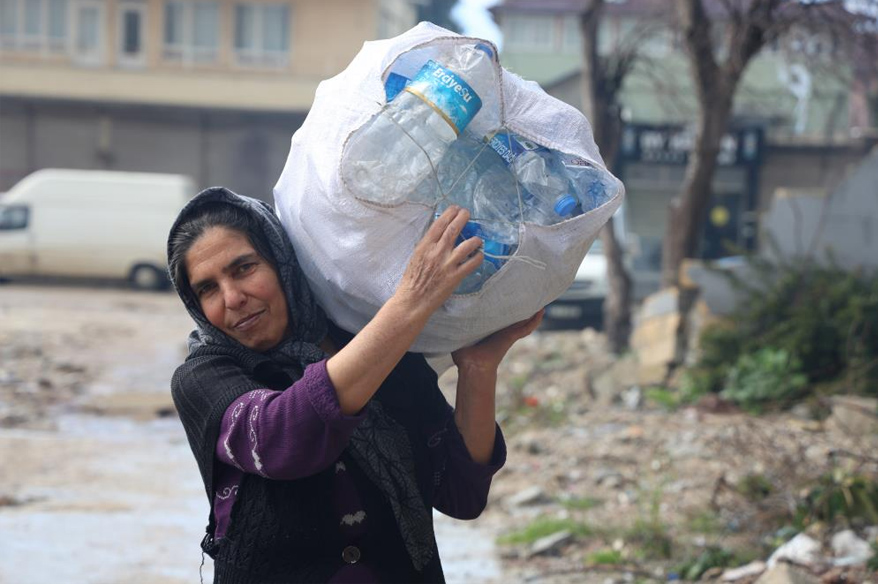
[559,154,615,213]
[342,43,498,205]
[421,131,519,293]
[486,132,580,225]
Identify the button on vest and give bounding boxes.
[342,545,361,564]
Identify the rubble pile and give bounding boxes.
[440,328,878,583]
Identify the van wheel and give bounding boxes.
[130,264,167,291]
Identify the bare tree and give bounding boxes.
[578,0,662,353]
[661,0,875,287]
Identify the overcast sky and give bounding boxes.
[451,0,503,48]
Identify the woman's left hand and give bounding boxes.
[452,309,545,374]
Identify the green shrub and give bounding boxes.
[625,487,673,560]
[683,257,878,406]
[558,496,602,510]
[497,517,591,545]
[675,546,739,581]
[737,473,774,501]
[586,548,624,565]
[645,387,682,410]
[721,348,808,410]
[626,519,673,560]
[794,470,878,528]
[686,509,724,534]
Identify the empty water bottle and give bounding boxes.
[453,221,508,294]
[560,154,615,212]
[342,43,498,205]
[421,131,520,293]
[486,132,580,225]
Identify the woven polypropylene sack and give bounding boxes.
[274,22,624,353]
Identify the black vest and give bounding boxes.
[172,343,448,583]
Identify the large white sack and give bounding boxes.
[274,22,624,353]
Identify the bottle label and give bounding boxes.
[405,61,483,135]
[487,132,548,168]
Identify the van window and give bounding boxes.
[0,205,29,230]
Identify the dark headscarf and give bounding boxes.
[167,187,435,571]
[168,186,328,372]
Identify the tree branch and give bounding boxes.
[677,0,721,103]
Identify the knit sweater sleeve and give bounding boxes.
[399,354,507,520]
[215,359,366,480]
[430,411,507,520]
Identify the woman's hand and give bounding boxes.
[326,206,482,415]
[452,309,545,374]
[393,206,483,319]
[452,310,544,464]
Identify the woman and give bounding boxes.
[168,187,542,583]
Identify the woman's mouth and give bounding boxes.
[233,310,265,331]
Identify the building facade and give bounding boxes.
[0,0,419,198]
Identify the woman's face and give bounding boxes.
[185,226,289,352]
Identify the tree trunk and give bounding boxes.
[600,217,632,352]
[581,0,633,353]
[593,103,632,354]
[660,90,734,288]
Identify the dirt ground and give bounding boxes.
[1,284,875,584]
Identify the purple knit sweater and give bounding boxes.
[212,359,505,580]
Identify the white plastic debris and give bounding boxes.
[766,533,822,568]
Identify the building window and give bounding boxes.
[76,6,101,56]
[47,0,65,44]
[24,0,42,37]
[117,2,146,67]
[0,0,19,47]
[234,2,290,67]
[505,14,554,52]
[163,0,220,64]
[0,0,67,52]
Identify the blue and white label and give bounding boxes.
[405,61,483,135]
[486,132,549,168]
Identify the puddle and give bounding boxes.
[435,510,502,583]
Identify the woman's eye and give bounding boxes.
[197,283,216,297]
[237,263,257,276]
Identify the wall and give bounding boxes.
[0,0,385,111]
[761,147,878,271]
[0,97,305,199]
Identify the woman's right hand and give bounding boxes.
[393,205,483,319]
[325,205,483,415]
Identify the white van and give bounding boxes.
[0,169,194,289]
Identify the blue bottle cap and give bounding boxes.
[475,43,494,59]
[384,72,410,102]
[554,195,578,217]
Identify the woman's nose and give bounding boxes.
[223,283,247,309]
